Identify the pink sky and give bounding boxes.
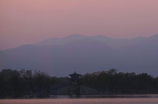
[0,0,158,50]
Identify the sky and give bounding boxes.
[0,0,158,50]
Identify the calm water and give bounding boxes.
[1,95,158,104]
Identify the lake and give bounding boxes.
[1,95,158,104]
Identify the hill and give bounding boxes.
[1,34,158,76]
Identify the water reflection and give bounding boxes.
[20,94,158,99]
[1,98,158,104]
[1,95,158,104]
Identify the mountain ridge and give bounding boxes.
[1,34,158,77]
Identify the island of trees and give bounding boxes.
[0,69,158,98]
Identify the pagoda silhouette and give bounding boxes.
[68,72,82,97]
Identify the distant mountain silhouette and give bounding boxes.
[1,34,158,77]
[36,34,88,46]
[36,34,147,50]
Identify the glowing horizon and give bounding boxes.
[1,0,158,50]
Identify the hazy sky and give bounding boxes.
[1,0,158,50]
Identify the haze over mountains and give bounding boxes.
[1,34,158,77]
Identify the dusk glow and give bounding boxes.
[1,1,158,100]
[1,0,158,50]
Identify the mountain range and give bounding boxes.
[1,34,158,77]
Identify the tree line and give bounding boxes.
[0,69,57,98]
[83,69,158,94]
[0,69,158,98]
